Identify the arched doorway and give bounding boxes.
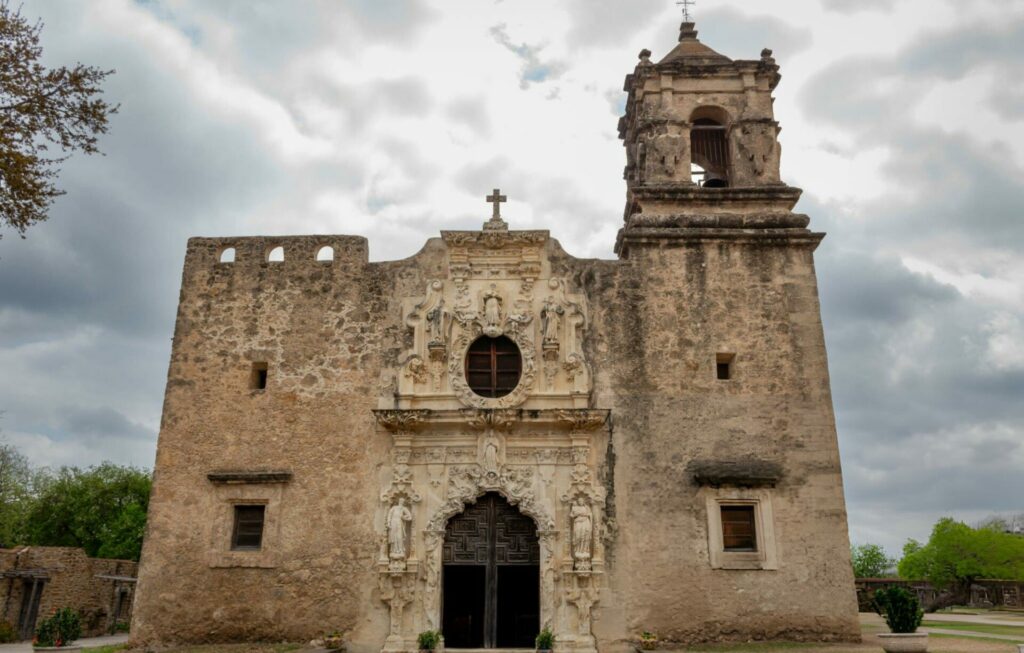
[442,492,540,648]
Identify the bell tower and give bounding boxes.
[616,21,808,257]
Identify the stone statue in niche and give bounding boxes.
[482,285,502,329]
[483,435,500,474]
[571,497,593,570]
[541,297,564,344]
[386,497,413,566]
[425,299,448,346]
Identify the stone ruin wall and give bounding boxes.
[0,547,137,638]
[132,228,859,650]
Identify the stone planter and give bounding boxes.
[878,632,928,653]
[33,646,82,653]
[322,636,345,651]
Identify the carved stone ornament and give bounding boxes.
[373,410,431,433]
[448,320,538,409]
[426,465,554,531]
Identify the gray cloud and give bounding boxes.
[821,0,895,13]
[693,7,814,60]
[489,24,567,89]
[564,0,664,48]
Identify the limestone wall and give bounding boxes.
[133,227,858,650]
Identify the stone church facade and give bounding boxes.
[133,20,860,652]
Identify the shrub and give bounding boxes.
[417,630,441,651]
[535,627,554,650]
[873,586,923,634]
[34,608,82,647]
[0,621,17,643]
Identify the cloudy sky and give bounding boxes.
[1,0,1022,556]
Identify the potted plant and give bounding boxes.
[33,608,82,653]
[535,627,554,653]
[874,586,927,653]
[322,630,346,651]
[638,631,658,650]
[417,630,441,652]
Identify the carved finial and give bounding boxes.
[638,48,652,63]
[484,188,508,231]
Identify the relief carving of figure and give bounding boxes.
[541,297,564,344]
[482,285,502,327]
[387,497,413,562]
[571,497,593,569]
[483,436,500,474]
[426,299,447,345]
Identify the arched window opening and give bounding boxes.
[690,116,730,187]
[267,246,284,263]
[218,247,236,263]
[316,246,334,262]
[465,336,522,398]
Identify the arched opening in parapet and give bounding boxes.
[218,247,236,263]
[267,246,284,263]
[690,106,731,187]
[316,246,334,262]
[442,492,539,649]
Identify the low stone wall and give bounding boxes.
[0,547,137,640]
[855,578,1024,611]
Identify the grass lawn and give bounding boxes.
[84,645,302,653]
[923,619,1024,638]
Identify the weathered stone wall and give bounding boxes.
[134,226,858,650]
[0,547,137,639]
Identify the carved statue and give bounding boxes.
[426,299,447,345]
[483,436,500,474]
[571,497,593,568]
[482,286,502,327]
[386,497,412,561]
[541,297,564,344]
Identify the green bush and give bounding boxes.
[535,627,554,650]
[0,621,17,643]
[34,608,82,647]
[873,586,923,634]
[417,630,441,651]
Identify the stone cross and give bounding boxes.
[483,188,509,231]
[676,0,695,21]
[486,188,507,220]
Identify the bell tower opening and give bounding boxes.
[442,492,540,649]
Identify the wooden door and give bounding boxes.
[442,493,539,648]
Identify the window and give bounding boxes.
[465,336,522,398]
[721,505,757,551]
[218,247,236,263]
[251,362,268,390]
[690,106,731,187]
[716,353,735,380]
[231,505,265,550]
[316,246,334,262]
[267,246,284,262]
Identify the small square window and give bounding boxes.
[716,353,735,380]
[721,505,757,552]
[250,362,268,390]
[231,505,265,550]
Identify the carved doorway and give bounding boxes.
[442,492,540,648]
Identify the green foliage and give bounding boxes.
[0,1,117,238]
[850,543,895,578]
[873,586,923,633]
[897,517,1024,587]
[0,438,36,547]
[26,463,152,561]
[535,627,554,650]
[34,608,81,647]
[417,630,441,651]
[0,620,16,643]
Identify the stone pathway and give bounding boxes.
[0,633,129,653]
[923,626,1024,642]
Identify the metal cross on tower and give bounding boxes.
[676,0,696,21]
[486,188,507,220]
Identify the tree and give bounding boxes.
[898,517,1024,611]
[0,1,117,238]
[851,543,895,578]
[0,437,35,547]
[26,463,151,561]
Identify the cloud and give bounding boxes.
[821,0,895,13]
[693,7,814,60]
[489,24,567,89]
[563,0,664,48]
